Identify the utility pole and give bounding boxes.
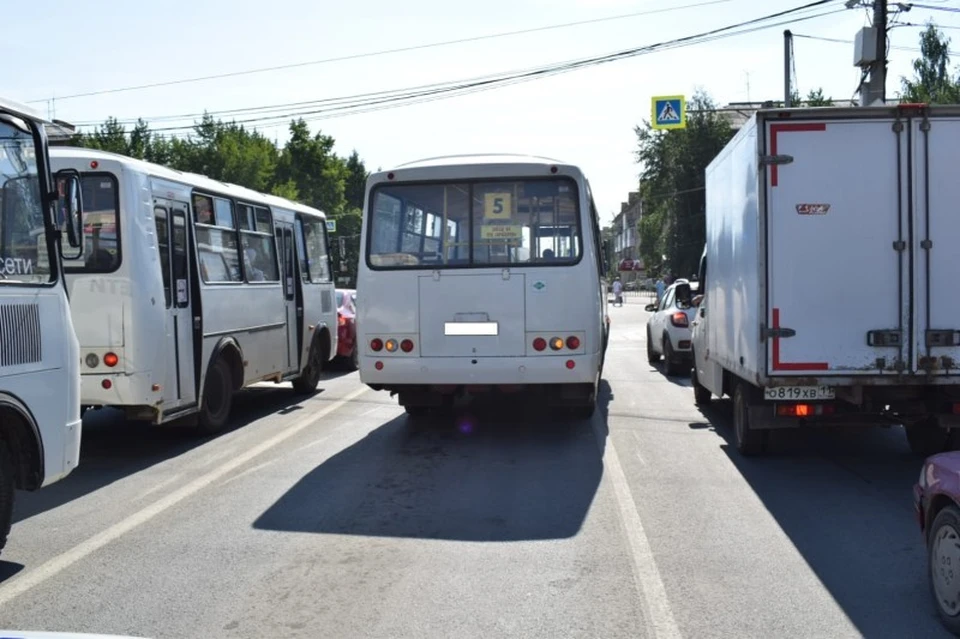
[860,0,888,105]
[784,30,793,107]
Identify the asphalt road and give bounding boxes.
[0,297,948,638]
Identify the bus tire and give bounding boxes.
[292,334,326,394]
[0,439,14,555]
[198,358,234,435]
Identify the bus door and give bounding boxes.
[154,198,197,405]
[274,221,299,371]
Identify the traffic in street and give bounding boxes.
[0,297,944,639]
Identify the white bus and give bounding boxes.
[0,97,85,553]
[357,154,609,418]
[50,147,339,434]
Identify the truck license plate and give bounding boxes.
[763,385,835,401]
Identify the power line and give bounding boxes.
[792,31,952,54]
[77,1,844,135]
[28,0,735,104]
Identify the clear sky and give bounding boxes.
[5,0,957,223]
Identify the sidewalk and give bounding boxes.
[607,290,656,306]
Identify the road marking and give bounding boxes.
[0,387,368,607]
[604,436,682,639]
[135,472,183,501]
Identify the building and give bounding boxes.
[612,191,644,281]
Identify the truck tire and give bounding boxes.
[906,419,949,457]
[197,357,234,435]
[928,504,960,635]
[0,439,14,555]
[733,382,767,456]
[646,327,660,364]
[691,363,711,406]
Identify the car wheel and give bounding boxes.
[646,327,659,364]
[929,504,960,635]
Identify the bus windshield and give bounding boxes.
[366,177,581,269]
[0,118,51,284]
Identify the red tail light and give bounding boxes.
[565,359,575,369]
[337,313,347,327]
[533,337,546,351]
[103,352,119,367]
[670,312,689,327]
[776,403,835,417]
[400,339,414,353]
[370,338,383,352]
[566,336,580,350]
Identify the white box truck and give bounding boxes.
[690,103,960,456]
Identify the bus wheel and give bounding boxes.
[198,358,234,435]
[0,439,14,555]
[293,336,324,394]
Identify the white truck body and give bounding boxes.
[692,104,960,454]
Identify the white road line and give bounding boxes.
[604,436,682,639]
[135,472,183,501]
[0,387,368,608]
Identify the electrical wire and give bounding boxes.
[79,1,844,135]
[29,0,735,105]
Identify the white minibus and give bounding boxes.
[0,97,85,553]
[357,154,609,418]
[51,147,339,433]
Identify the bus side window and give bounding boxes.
[295,217,310,282]
[154,205,171,308]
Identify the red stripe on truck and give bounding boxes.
[771,308,829,371]
[769,122,827,187]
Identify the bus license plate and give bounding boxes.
[763,385,835,401]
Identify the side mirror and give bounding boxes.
[55,169,84,259]
[644,303,657,312]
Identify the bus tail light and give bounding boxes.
[84,353,99,368]
[375,361,384,370]
[400,339,414,353]
[549,337,564,351]
[370,338,383,352]
[533,337,547,351]
[566,336,580,350]
[103,352,119,367]
[670,312,689,328]
[565,360,575,369]
[101,379,112,389]
[384,339,398,353]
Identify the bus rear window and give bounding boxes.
[366,178,581,269]
[65,174,121,273]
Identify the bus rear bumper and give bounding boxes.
[80,371,162,411]
[359,353,601,387]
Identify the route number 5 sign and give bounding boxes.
[484,193,512,220]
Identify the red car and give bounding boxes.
[335,289,358,370]
[914,451,960,635]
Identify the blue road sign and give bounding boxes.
[651,95,686,130]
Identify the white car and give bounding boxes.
[645,279,698,376]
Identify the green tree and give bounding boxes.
[635,89,734,279]
[901,22,960,103]
[275,119,349,215]
[804,88,833,106]
[344,150,368,211]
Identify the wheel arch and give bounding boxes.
[208,337,245,393]
[0,393,44,491]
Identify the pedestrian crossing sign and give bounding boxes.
[652,95,686,130]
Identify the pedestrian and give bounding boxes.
[655,277,665,304]
[612,277,623,307]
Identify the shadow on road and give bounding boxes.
[12,385,329,525]
[689,399,948,637]
[254,381,614,542]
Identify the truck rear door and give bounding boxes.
[764,116,908,376]
[913,112,960,376]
